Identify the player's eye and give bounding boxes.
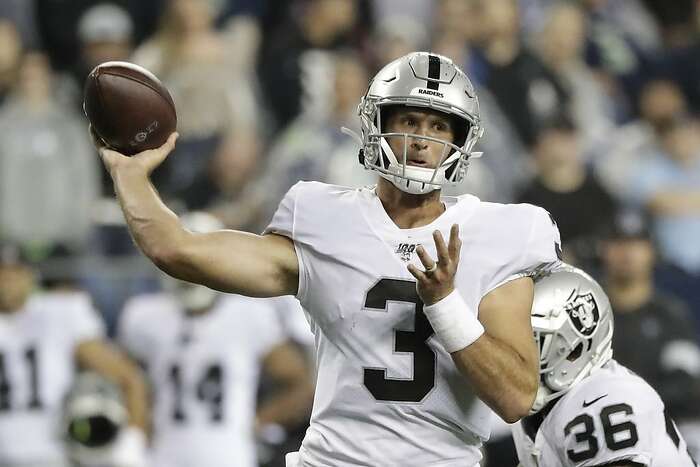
[433,121,449,132]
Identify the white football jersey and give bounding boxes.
[265,182,561,466]
[0,292,105,465]
[512,360,698,467]
[118,293,291,467]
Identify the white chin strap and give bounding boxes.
[529,385,553,415]
[530,346,614,415]
[377,137,451,195]
[341,126,481,196]
[379,169,442,195]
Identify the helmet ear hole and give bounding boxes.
[567,342,584,362]
[451,117,469,148]
[378,105,397,133]
[444,159,462,181]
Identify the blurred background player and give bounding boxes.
[0,241,148,467]
[118,212,314,467]
[63,371,136,467]
[511,265,697,466]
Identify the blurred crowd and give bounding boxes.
[1,0,700,466]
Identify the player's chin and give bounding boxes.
[405,158,440,169]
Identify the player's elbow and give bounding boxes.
[499,400,532,423]
[496,379,538,423]
[147,233,192,279]
[148,243,182,273]
[502,353,540,423]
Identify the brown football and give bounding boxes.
[83,61,177,155]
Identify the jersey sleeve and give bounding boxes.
[511,422,538,467]
[264,182,301,239]
[67,292,106,343]
[484,205,562,294]
[248,298,287,358]
[276,297,315,346]
[117,297,151,360]
[263,182,310,300]
[264,181,329,302]
[520,206,562,275]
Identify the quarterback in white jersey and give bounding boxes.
[512,266,697,467]
[95,52,560,466]
[118,212,314,467]
[0,242,149,467]
[267,180,559,465]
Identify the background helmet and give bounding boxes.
[63,372,128,466]
[357,51,483,194]
[530,265,614,413]
[160,211,224,311]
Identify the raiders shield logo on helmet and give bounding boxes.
[564,290,599,336]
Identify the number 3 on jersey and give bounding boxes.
[362,278,436,403]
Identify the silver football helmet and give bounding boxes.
[529,265,614,413]
[63,372,128,466]
[355,52,484,194]
[161,211,224,311]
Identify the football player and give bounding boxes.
[118,212,314,467]
[0,241,148,467]
[95,52,561,466]
[512,265,697,466]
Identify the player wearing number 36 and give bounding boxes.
[512,265,696,466]
[96,52,561,466]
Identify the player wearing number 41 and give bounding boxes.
[511,265,697,467]
[95,52,561,466]
[0,241,149,467]
[117,212,314,467]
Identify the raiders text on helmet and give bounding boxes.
[357,52,484,195]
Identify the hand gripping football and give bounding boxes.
[83,61,177,155]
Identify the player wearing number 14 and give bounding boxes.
[511,266,697,466]
[118,212,313,467]
[95,52,561,466]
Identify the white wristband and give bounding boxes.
[113,426,148,467]
[423,290,484,353]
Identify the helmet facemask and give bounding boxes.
[347,52,484,195]
[359,97,483,195]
